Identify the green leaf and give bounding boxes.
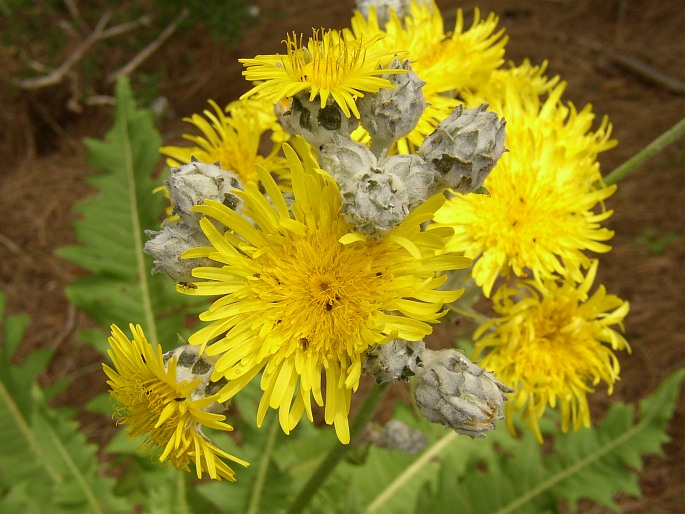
[56,76,188,351]
[0,291,131,513]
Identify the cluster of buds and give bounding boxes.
[281,59,506,236]
[145,159,244,282]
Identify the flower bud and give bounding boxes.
[166,159,244,228]
[342,170,409,235]
[380,153,435,211]
[144,220,216,282]
[368,420,428,454]
[355,0,431,27]
[318,134,377,185]
[419,104,506,194]
[413,348,512,438]
[363,339,425,383]
[163,345,228,414]
[279,93,360,147]
[358,60,426,154]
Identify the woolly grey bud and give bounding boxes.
[344,170,409,234]
[319,135,410,235]
[419,104,506,194]
[144,220,216,282]
[368,420,428,454]
[380,153,435,211]
[358,60,426,155]
[318,134,377,185]
[163,345,228,413]
[363,339,425,383]
[355,0,431,26]
[413,348,512,438]
[279,93,359,147]
[166,160,244,228]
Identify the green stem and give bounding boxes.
[285,382,392,514]
[603,116,685,186]
[247,415,279,514]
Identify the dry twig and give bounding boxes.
[578,37,685,95]
[106,8,189,84]
[15,12,153,91]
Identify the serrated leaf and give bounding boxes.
[0,291,131,513]
[55,76,188,351]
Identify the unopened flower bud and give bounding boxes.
[355,0,431,27]
[419,104,506,194]
[380,153,435,210]
[144,220,216,282]
[344,170,409,234]
[280,93,359,147]
[318,134,376,185]
[163,345,228,414]
[358,60,426,154]
[166,159,244,228]
[363,339,425,383]
[319,136,412,235]
[368,420,428,454]
[413,348,512,438]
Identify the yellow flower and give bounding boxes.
[472,261,630,442]
[239,28,404,119]
[103,324,248,481]
[179,143,470,443]
[435,83,617,297]
[160,98,290,186]
[350,1,507,151]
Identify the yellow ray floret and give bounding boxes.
[179,142,470,443]
[435,83,617,296]
[160,98,290,187]
[103,324,249,480]
[473,261,630,442]
[240,28,404,119]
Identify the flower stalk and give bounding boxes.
[603,116,685,186]
[285,382,392,514]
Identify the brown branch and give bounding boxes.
[15,12,153,91]
[17,11,112,90]
[106,8,189,84]
[578,36,685,95]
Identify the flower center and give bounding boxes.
[255,230,390,355]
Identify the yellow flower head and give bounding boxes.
[103,324,249,481]
[350,1,507,152]
[435,83,617,297]
[239,28,404,119]
[473,261,630,442]
[179,143,470,443]
[160,98,290,186]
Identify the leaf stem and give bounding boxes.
[603,116,685,186]
[285,382,392,514]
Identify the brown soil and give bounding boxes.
[1,0,684,512]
